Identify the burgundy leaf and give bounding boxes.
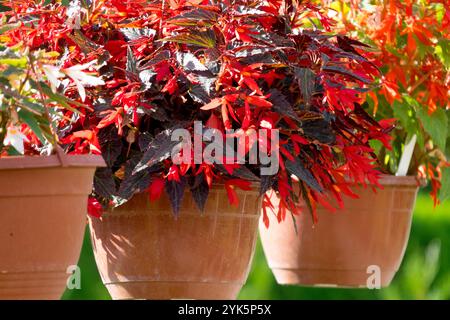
[189,173,210,212]
[165,177,187,216]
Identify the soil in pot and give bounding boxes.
[89,184,261,300]
[259,175,419,288]
[0,155,105,299]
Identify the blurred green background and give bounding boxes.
[62,191,450,300]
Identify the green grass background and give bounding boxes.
[62,191,450,300]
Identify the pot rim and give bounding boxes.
[376,174,420,187]
[0,154,106,170]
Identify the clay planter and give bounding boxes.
[259,175,419,288]
[89,184,260,300]
[0,155,105,299]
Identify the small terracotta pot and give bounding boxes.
[0,155,105,299]
[89,184,260,300]
[259,175,419,288]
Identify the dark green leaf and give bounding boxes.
[440,166,450,203]
[98,125,122,167]
[392,100,424,148]
[69,30,102,54]
[117,153,159,200]
[165,177,186,216]
[29,80,85,112]
[139,69,156,90]
[189,84,212,104]
[302,118,335,144]
[294,67,315,105]
[17,109,47,144]
[260,174,276,196]
[234,6,270,16]
[285,157,323,192]
[161,30,216,48]
[120,28,156,41]
[138,132,152,152]
[322,65,371,84]
[230,166,260,181]
[176,52,208,72]
[167,9,218,27]
[189,173,209,212]
[94,168,116,199]
[435,39,450,68]
[133,128,181,174]
[417,106,448,150]
[0,4,12,13]
[216,164,260,181]
[268,89,300,122]
[126,46,139,82]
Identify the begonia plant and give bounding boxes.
[321,0,450,205]
[1,0,393,226]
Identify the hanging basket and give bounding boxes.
[89,184,261,300]
[259,175,419,288]
[0,154,105,299]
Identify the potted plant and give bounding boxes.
[79,0,391,298]
[0,5,105,299]
[9,0,392,299]
[260,0,449,287]
[41,0,265,300]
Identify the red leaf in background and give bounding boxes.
[243,77,263,95]
[277,199,287,222]
[277,175,292,200]
[291,134,309,145]
[413,25,433,46]
[380,80,401,104]
[195,164,216,187]
[201,98,223,110]
[260,70,283,87]
[60,130,101,154]
[155,62,172,82]
[88,197,103,218]
[225,179,252,207]
[368,91,379,115]
[206,113,224,131]
[105,40,127,63]
[61,130,94,142]
[166,165,181,182]
[246,95,272,108]
[98,108,124,135]
[148,177,166,202]
[406,33,416,58]
[261,194,273,228]
[162,76,178,94]
[225,183,240,207]
[235,25,258,43]
[279,146,295,161]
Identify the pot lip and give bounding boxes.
[0,154,106,170]
[209,181,261,189]
[376,174,419,186]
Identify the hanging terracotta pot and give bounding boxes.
[0,155,105,299]
[259,175,419,288]
[89,184,260,300]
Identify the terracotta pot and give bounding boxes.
[0,155,105,299]
[89,184,260,300]
[259,175,419,288]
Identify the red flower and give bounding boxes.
[225,179,252,207]
[88,197,103,218]
[148,178,166,202]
